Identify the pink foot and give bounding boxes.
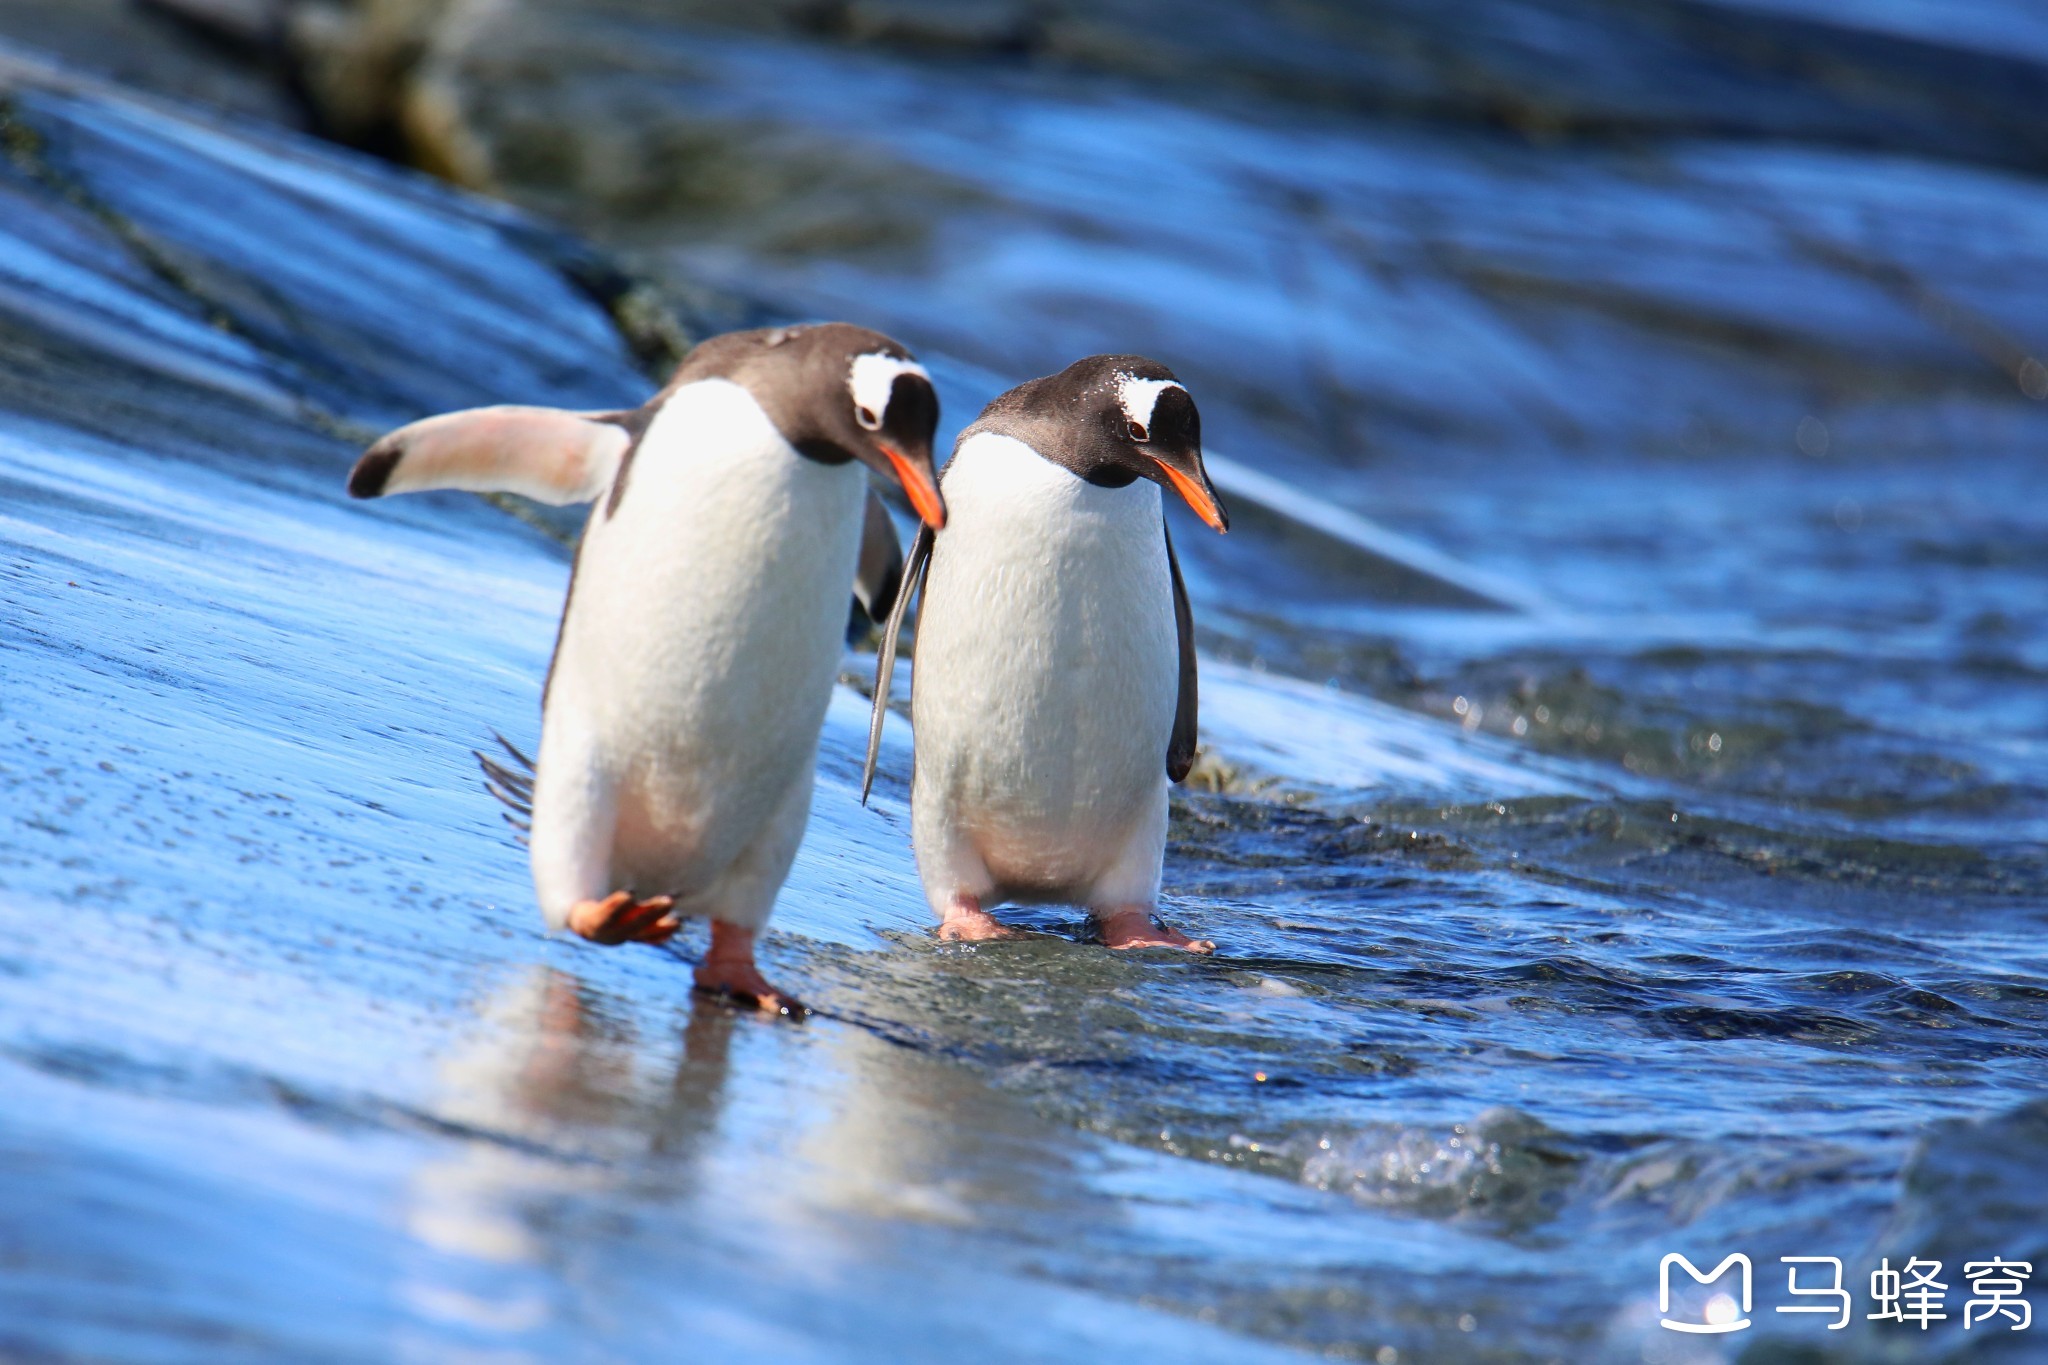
[1096,906,1215,954]
[936,893,1029,942]
[568,890,679,945]
[693,921,807,1018]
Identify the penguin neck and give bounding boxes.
[633,379,858,504]
[590,378,867,592]
[942,431,1162,545]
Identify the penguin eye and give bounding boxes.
[856,404,883,431]
[1127,419,1149,443]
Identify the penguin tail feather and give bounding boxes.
[475,732,536,822]
[491,730,537,773]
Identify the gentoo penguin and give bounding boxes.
[861,355,1226,952]
[351,323,946,1014]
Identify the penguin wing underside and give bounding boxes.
[348,405,633,506]
[861,521,933,806]
[1166,522,1199,783]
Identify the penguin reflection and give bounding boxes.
[420,967,737,1181]
[397,968,739,1356]
[400,971,952,1296]
[401,971,1127,1357]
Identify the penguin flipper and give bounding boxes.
[348,405,634,506]
[861,521,933,806]
[1165,522,1199,783]
[852,487,905,624]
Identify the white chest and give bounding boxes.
[912,433,1176,830]
[559,379,866,780]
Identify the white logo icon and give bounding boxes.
[1661,1253,1753,1334]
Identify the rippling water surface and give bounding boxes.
[0,26,2045,1365]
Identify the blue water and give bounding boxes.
[0,24,2046,1365]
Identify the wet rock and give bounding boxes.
[225,0,2048,482]
[0,0,303,126]
[20,1,2048,473]
[840,0,1034,53]
[281,0,456,150]
[0,43,647,542]
[294,0,2048,171]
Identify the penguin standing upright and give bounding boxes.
[353,323,947,1013]
[862,355,1226,952]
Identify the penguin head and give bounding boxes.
[988,355,1228,532]
[668,322,946,529]
[842,344,946,530]
[1103,359,1228,533]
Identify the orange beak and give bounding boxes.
[1152,457,1228,532]
[883,447,947,529]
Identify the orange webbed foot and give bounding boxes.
[1096,907,1215,955]
[935,893,1030,942]
[693,921,808,1019]
[567,890,680,945]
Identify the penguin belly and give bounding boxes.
[910,433,1177,908]
[533,379,865,924]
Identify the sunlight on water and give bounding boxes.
[0,20,2045,1365]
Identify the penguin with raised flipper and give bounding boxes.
[862,355,1226,952]
[353,323,947,1014]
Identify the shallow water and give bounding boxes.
[2,30,2047,1365]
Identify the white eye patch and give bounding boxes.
[1117,376,1185,439]
[848,352,930,429]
